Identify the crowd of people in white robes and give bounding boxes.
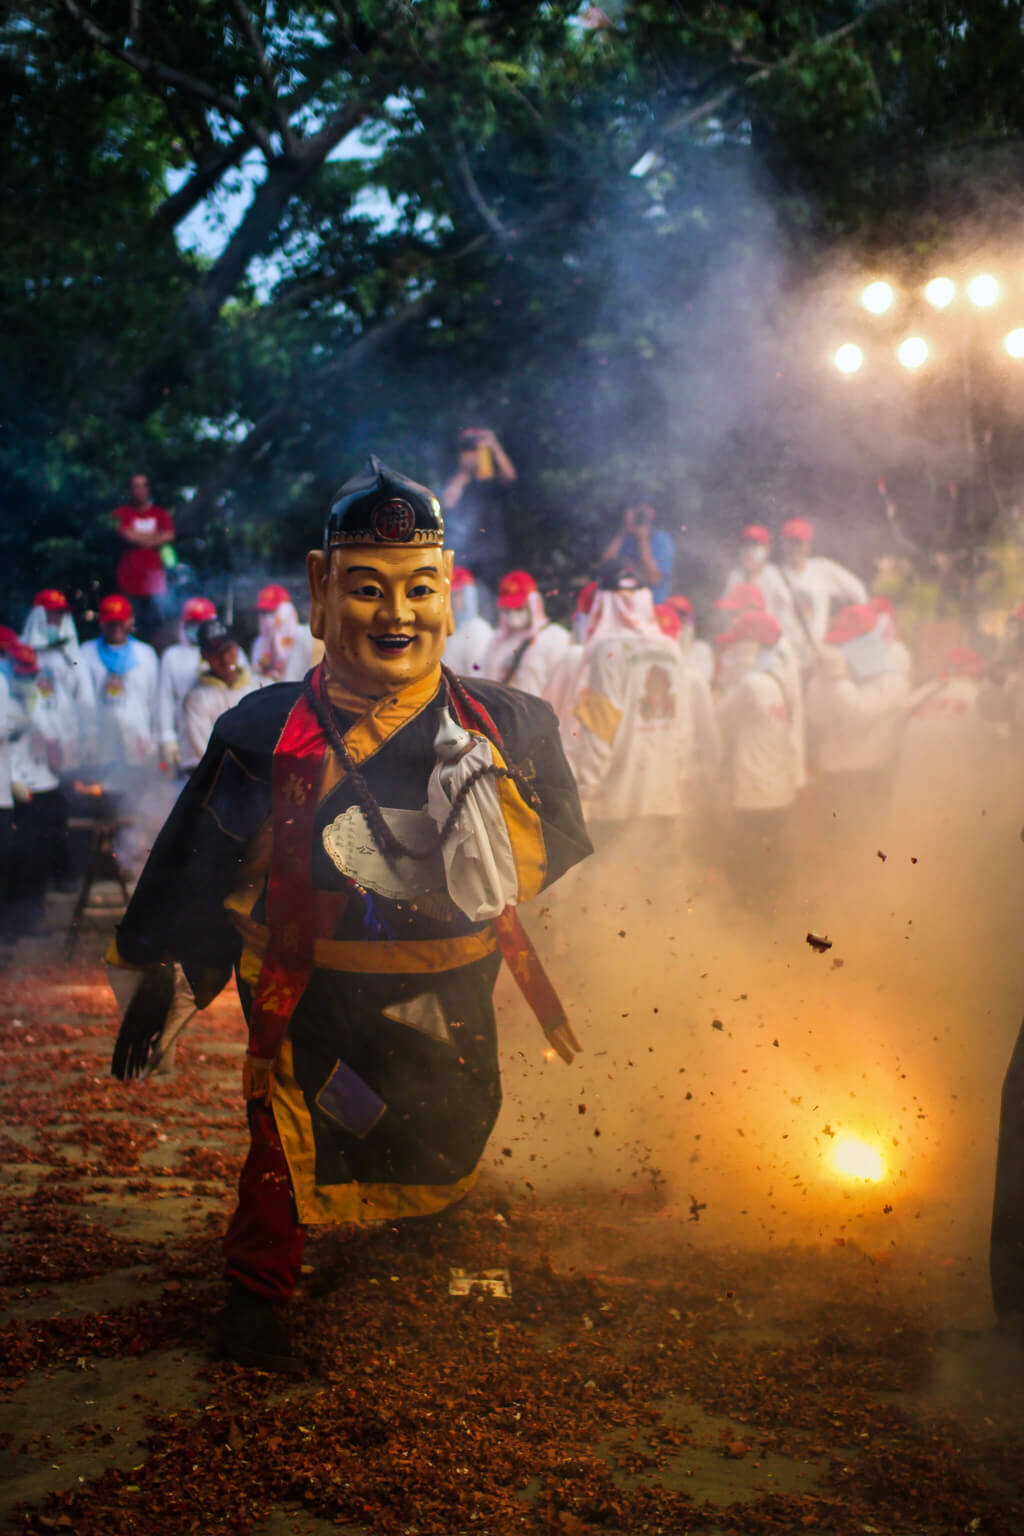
[5,506,1023,948]
[452,514,1019,908]
[0,582,313,947]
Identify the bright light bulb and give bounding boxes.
[924,277,955,309]
[832,1137,886,1183]
[897,336,929,370]
[967,273,999,308]
[862,281,894,315]
[1005,329,1024,359]
[833,343,864,375]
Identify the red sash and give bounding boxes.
[243,668,343,1099]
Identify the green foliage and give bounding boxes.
[4,0,1024,617]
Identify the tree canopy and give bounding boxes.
[4,0,1024,614]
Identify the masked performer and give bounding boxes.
[21,589,96,771]
[478,571,569,696]
[251,584,315,684]
[108,458,591,1372]
[79,595,160,781]
[156,596,218,773]
[443,566,494,678]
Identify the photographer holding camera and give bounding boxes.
[600,504,674,605]
[442,427,517,599]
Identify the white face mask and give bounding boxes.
[504,607,532,631]
[741,546,768,575]
[46,624,62,646]
[719,640,759,690]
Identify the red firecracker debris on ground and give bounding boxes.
[1,946,1023,1536]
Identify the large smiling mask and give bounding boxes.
[306,456,455,698]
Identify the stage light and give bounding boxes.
[833,343,864,375]
[862,281,894,315]
[967,273,999,308]
[897,336,929,370]
[924,277,955,309]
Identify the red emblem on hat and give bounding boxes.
[372,498,416,542]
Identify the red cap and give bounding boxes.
[944,646,984,679]
[33,588,69,614]
[575,579,598,616]
[497,570,538,610]
[665,593,693,618]
[826,603,878,645]
[0,625,19,654]
[10,641,39,677]
[256,583,291,612]
[654,603,682,640]
[183,596,217,624]
[715,582,766,614]
[717,611,782,650]
[781,517,813,542]
[740,524,771,546]
[99,594,133,624]
[450,567,476,592]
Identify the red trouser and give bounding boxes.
[224,1100,306,1302]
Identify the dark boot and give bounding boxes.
[213,1284,304,1374]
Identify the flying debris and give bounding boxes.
[806,932,833,953]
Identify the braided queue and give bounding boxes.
[301,664,540,869]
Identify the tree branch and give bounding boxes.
[230,0,296,149]
[635,2,903,161]
[56,0,277,158]
[185,185,592,519]
[324,0,357,53]
[119,99,376,420]
[147,133,254,240]
[455,141,508,241]
[186,294,436,520]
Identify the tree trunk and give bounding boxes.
[120,108,368,422]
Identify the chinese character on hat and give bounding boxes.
[325,455,444,550]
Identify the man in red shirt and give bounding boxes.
[112,474,175,638]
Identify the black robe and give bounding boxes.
[115,675,591,1223]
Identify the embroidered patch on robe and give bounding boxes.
[314,1059,387,1139]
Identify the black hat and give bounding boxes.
[196,618,234,657]
[325,455,444,551]
[597,558,644,592]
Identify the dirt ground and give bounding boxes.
[2,894,1024,1536]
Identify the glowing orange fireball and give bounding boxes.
[832,1137,886,1183]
